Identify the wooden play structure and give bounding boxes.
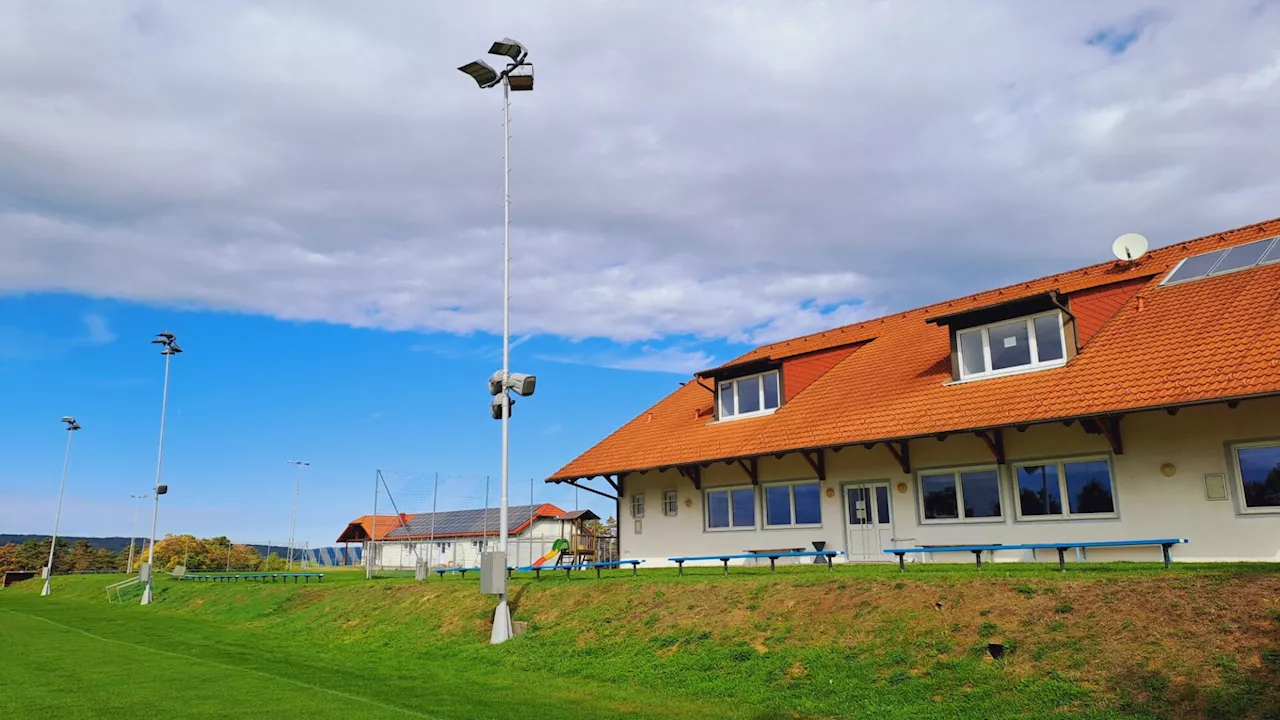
[556,509,616,565]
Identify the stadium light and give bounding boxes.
[286,461,310,570]
[40,417,81,596]
[141,331,181,606]
[459,37,537,645]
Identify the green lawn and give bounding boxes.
[3,563,1279,719]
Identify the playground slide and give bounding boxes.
[532,538,570,567]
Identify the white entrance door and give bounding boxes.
[845,483,895,562]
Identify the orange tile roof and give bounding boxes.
[550,216,1280,480]
[335,514,410,542]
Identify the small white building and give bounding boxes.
[548,217,1280,567]
[336,503,568,570]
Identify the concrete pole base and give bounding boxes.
[490,600,512,644]
[40,580,51,596]
[140,583,153,606]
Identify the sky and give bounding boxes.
[2,1,1279,546]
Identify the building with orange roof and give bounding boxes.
[336,503,576,569]
[548,216,1280,566]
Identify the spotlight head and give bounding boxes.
[458,59,499,88]
[490,393,514,420]
[488,38,527,62]
[506,373,537,397]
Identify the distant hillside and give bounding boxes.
[0,535,135,553]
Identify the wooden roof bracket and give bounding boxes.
[604,474,620,492]
[886,440,911,474]
[736,457,759,485]
[974,429,1006,464]
[800,449,826,482]
[564,478,618,502]
[677,465,702,490]
[1095,415,1124,455]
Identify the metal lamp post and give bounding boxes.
[141,331,181,606]
[459,38,537,645]
[41,416,81,596]
[126,493,148,571]
[285,460,310,571]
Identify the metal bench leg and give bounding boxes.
[632,563,638,577]
[565,567,571,579]
[1057,548,1066,572]
[897,553,905,571]
[722,559,729,576]
[1161,544,1172,569]
[769,557,777,573]
[972,550,983,569]
[535,568,541,580]
[677,561,684,576]
[507,568,512,580]
[596,567,602,579]
[826,555,833,571]
[460,570,468,579]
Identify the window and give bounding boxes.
[918,467,1003,522]
[1014,458,1116,520]
[630,493,645,519]
[1231,441,1280,513]
[718,370,781,420]
[706,486,756,529]
[955,312,1066,380]
[662,490,679,516]
[763,481,822,527]
[1162,236,1280,285]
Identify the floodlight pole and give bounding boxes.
[127,494,147,571]
[142,333,179,606]
[286,461,309,571]
[41,419,80,596]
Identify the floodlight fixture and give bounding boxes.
[60,416,81,431]
[490,393,514,420]
[488,38,527,62]
[506,373,536,397]
[458,60,500,88]
[488,370,505,396]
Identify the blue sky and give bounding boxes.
[0,294,741,545]
[3,2,1279,546]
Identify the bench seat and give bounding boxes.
[669,550,842,575]
[884,538,1189,570]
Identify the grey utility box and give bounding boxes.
[479,551,506,595]
[139,563,151,582]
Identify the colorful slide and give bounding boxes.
[532,538,571,567]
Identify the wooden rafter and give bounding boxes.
[677,465,702,490]
[564,479,618,502]
[1095,416,1124,455]
[974,429,1006,465]
[604,475,620,492]
[736,457,759,485]
[800,449,826,482]
[885,441,911,474]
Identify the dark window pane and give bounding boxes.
[1165,250,1225,283]
[1018,465,1062,516]
[959,330,986,376]
[961,470,1002,518]
[708,491,730,528]
[848,488,871,525]
[921,473,959,519]
[1034,315,1064,363]
[762,372,780,409]
[731,488,756,526]
[1064,460,1115,514]
[719,383,734,417]
[737,377,761,414]
[794,483,822,524]
[765,486,792,525]
[1211,239,1272,274]
[988,320,1031,370]
[1237,445,1280,509]
[875,486,891,525]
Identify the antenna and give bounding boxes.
[1112,233,1149,262]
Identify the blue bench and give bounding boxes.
[434,567,480,579]
[669,550,842,575]
[511,559,644,580]
[884,538,1189,570]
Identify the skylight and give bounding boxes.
[1162,236,1280,285]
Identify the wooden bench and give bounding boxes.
[510,559,644,580]
[884,538,1189,570]
[669,550,842,575]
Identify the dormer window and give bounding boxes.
[956,311,1066,381]
[718,370,780,420]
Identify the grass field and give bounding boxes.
[2,563,1279,719]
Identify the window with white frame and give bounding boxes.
[1013,457,1116,519]
[630,493,645,518]
[705,486,756,529]
[1231,441,1280,513]
[918,467,1003,522]
[763,481,823,527]
[718,370,781,420]
[956,311,1067,381]
[662,489,679,516]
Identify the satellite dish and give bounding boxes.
[1112,233,1149,262]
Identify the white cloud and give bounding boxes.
[540,345,716,375]
[0,2,1278,349]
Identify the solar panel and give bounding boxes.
[1162,236,1280,286]
[382,504,541,539]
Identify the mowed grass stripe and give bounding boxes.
[0,608,434,720]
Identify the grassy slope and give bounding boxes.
[2,563,1279,720]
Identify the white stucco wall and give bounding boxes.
[618,397,1280,567]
